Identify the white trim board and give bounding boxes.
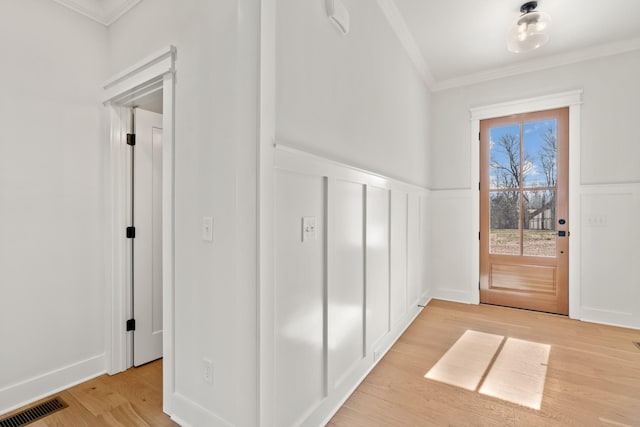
[258,0,277,425]
[0,354,105,416]
[432,38,640,92]
[470,90,583,319]
[103,46,176,105]
[103,46,176,417]
[170,393,235,427]
[274,143,429,191]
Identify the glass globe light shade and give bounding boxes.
[507,10,551,53]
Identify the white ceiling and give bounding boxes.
[51,0,141,25]
[51,0,640,90]
[388,0,640,90]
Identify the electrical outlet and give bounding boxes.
[302,216,317,242]
[586,215,607,227]
[202,358,213,384]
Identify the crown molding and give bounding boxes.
[51,0,142,26]
[105,0,142,25]
[376,0,434,88]
[431,37,640,92]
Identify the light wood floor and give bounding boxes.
[5,301,640,426]
[329,299,640,427]
[2,360,176,427]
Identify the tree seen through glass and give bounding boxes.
[489,120,557,257]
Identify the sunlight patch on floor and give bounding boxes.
[479,337,550,410]
[424,330,504,391]
[425,329,550,410]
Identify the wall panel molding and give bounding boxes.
[579,183,640,329]
[272,144,430,426]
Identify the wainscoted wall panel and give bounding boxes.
[428,183,640,330]
[390,191,409,327]
[408,194,422,306]
[421,194,432,300]
[273,145,430,426]
[366,186,391,352]
[430,190,476,303]
[274,170,326,427]
[329,180,366,390]
[579,184,640,328]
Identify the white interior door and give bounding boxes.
[133,108,163,366]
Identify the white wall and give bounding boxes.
[108,1,260,425]
[276,0,431,187]
[0,0,108,414]
[270,1,432,424]
[429,50,640,328]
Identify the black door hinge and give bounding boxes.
[126,133,136,146]
[126,226,136,238]
[126,318,136,331]
[478,231,481,240]
[478,281,481,290]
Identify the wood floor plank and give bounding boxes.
[97,402,151,427]
[3,360,176,427]
[67,377,130,417]
[330,299,640,426]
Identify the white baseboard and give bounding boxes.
[0,353,106,416]
[318,293,431,427]
[580,307,639,330]
[430,288,474,304]
[170,392,234,427]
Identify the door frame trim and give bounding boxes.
[102,45,176,415]
[470,90,583,318]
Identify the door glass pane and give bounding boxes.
[490,191,520,255]
[522,120,557,188]
[523,190,556,257]
[490,125,521,189]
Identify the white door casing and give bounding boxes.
[470,90,583,319]
[103,46,176,415]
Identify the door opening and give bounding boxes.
[479,107,569,315]
[130,105,164,367]
[103,45,175,415]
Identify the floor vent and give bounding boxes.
[0,397,67,427]
[634,342,640,351]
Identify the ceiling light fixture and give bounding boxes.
[507,1,551,53]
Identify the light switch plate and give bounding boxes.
[202,358,213,384]
[302,216,317,242]
[202,217,213,242]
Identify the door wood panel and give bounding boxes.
[490,263,556,294]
